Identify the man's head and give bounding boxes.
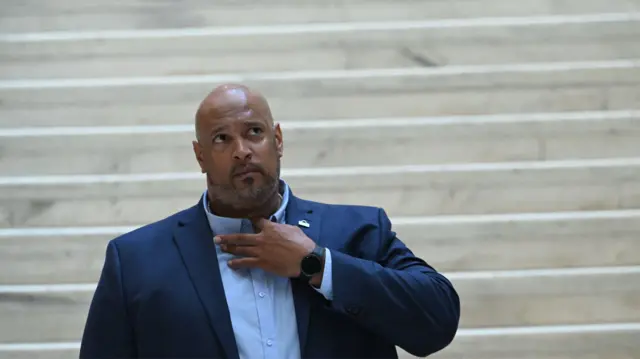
[193,84,283,217]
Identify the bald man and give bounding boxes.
[80,84,460,359]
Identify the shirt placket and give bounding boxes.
[243,219,278,359]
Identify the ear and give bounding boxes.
[274,123,283,157]
[192,140,206,173]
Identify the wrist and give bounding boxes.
[309,254,325,288]
[299,245,325,284]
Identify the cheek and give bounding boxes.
[255,143,278,160]
[260,154,281,176]
[206,170,229,187]
[205,156,231,178]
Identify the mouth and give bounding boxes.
[234,170,259,178]
[232,166,262,179]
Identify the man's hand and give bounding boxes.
[214,218,319,279]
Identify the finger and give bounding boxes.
[228,257,260,270]
[220,244,259,258]
[250,217,271,232]
[214,233,259,246]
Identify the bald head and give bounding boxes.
[191,83,284,218]
[195,84,274,142]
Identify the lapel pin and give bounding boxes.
[298,220,310,228]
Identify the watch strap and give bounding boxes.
[297,245,325,282]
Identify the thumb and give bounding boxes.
[250,217,270,232]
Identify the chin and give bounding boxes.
[234,174,263,187]
[234,186,267,202]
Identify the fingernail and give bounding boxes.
[214,236,221,244]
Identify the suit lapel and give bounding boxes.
[172,200,240,359]
[286,193,324,355]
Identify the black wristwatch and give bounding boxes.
[298,245,325,282]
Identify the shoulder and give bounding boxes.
[110,204,194,250]
[296,198,397,260]
[298,197,391,230]
[300,196,380,216]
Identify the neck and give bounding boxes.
[207,189,282,219]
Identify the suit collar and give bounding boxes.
[173,198,240,359]
[284,190,324,355]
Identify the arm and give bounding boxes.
[309,249,333,299]
[80,240,136,358]
[327,208,460,357]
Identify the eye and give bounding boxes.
[248,127,263,136]
[213,134,227,143]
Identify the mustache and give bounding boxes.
[231,163,265,177]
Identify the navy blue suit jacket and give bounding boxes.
[80,190,460,358]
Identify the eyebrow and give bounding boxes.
[243,119,268,128]
[208,119,268,137]
[209,124,229,137]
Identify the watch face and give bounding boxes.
[301,255,322,276]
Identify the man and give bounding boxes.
[80,84,460,359]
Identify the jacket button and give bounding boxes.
[346,305,361,316]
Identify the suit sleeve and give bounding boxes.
[310,248,334,300]
[80,240,136,358]
[328,208,460,357]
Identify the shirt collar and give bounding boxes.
[202,180,290,235]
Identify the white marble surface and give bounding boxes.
[1,0,640,357]
[2,211,640,284]
[3,0,638,32]
[1,158,640,226]
[1,269,639,343]
[2,112,640,175]
[2,25,639,78]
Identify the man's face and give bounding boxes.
[193,89,283,214]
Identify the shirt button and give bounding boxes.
[266,339,273,346]
[259,292,265,298]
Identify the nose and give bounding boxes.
[232,138,252,162]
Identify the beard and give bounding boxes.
[206,157,281,216]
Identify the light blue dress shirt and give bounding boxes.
[202,180,333,359]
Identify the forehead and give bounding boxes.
[202,88,250,117]
[222,88,248,105]
[199,103,268,130]
[196,87,273,134]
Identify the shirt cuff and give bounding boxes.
[311,248,333,301]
